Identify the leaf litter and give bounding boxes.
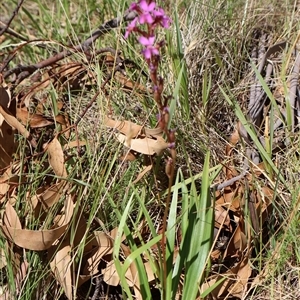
[0,4,299,300]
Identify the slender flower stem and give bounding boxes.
[125,1,175,298]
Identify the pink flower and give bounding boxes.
[138,36,159,59]
[139,0,156,24]
[129,2,139,10]
[139,0,156,11]
[153,8,171,28]
[125,18,138,38]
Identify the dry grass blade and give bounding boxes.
[0,260,28,300]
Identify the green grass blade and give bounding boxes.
[164,169,181,299]
[113,194,134,299]
[220,86,286,185]
[181,151,214,299]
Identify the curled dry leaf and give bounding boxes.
[83,232,113,274]
[214,205,231,230]
[105,117,163,138]
[0,105,37,148]
[201,258,251,299]
[16,106,54,128]
[47,137,68,177]
[1,193,73,251]
[19,75,51,107]
[0,86,11,109]
[105,117,144,138]
[77,231,114,286]
[117,133,168,155]
[114,72,148,93]
[0,166,19,203]
[103,260,125,287]
[105,117,167,155]
[49,240,72,300]
[103,260,137,287]
[31,181,67,210]
[228,258,252,298]
[102,243,142,300]
[63,140,87,150]
[119,150,138,161]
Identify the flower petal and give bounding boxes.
[140,0,156,11]
[142,48,151,59]
[138,36,150,46]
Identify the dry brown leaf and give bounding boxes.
[0,106,29,138]
[143,261,156,283]
[0,105,37,148]
[1,194,73,251]
[21,77,51,107]
[63,140,87,150]
[105,117,144,138]
[105,117,163,137]
[31,181,67,210]
[50,241,72,300]
[58,63,83,78]
[120,244,142,300]
[0,86,11,110]
[201,274,226,299]
[119,150,138,161]
[103,260,123,286]
[55,114,68,125]
[0,167,19,202]
[226,127,240,156]
[114,73,148,93]
[102,260,134,287]
[3,201,22,229]
[16,106,53,128]
[202,257,251,299]
[82,231,113,276]
[132,164,152,184]
[47,137,67,177]
[223,220,247,258]
[214,205,231,229]
[228,258,252,298]
[0,87,15,170]
[117,133,168,155]
[0,120,15,171]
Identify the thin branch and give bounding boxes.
[0,20,27,41]
[0,0,25,37]
[4,10,137,83]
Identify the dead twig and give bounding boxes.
[3,10,138,84]
[0,20,27,41]
[0,0,25,37]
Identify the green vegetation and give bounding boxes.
[0,0,300,299]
